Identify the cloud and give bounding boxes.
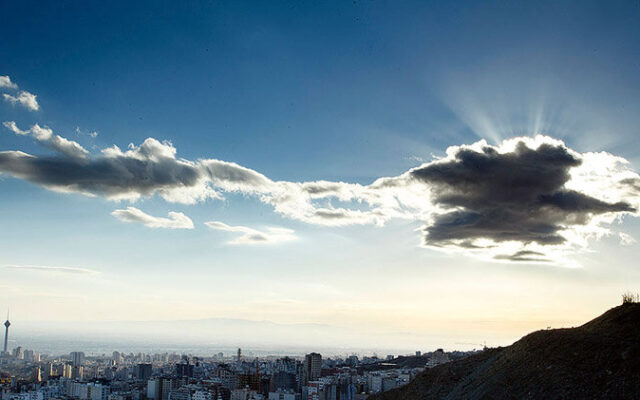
[205,221,297,245]
[4,121,89,159]
[494,250,550,263]
[410,138,633,249]
[0,76,18,89]
[2,121,29,135]
[0,137,217,203]
[76,126,98,138]
[111,207,194,229]
[5,265,99,274]
[1,131,639,264]
[3,91,39,111]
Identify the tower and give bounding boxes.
[70,351,85,366]
[3,312,9,354]
[303,352,322,385]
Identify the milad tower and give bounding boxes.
[3,312,9,354]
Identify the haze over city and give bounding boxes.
[2,0,640,357]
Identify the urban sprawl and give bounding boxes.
[1,318,480,400]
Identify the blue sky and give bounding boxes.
[1,0,640,352]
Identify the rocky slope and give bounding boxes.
[369,303,640,400]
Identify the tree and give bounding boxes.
[621,292,639,304]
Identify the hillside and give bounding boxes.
[369,303,640,400]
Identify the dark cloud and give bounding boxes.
[0,140,202,200]
[411,141,635,248]
[313,209,351,219]
[494,250,550,263]
[301,181,346,195]
[620,178,640,194]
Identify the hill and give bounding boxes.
[369,303,640,400]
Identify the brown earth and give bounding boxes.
[369,303,640,400]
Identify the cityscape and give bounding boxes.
[1,315,472,400]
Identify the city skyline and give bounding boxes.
[2,0,640,352]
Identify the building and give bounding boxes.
[162,379,176,400]
[175,363,194,378]
[62,364,73,379]
[303,353,322,385]
[426,349,450,368]
[31,367,41,383]
[136,363,153,380]
[71,352,86,367]
[268,390,300,400]
[271,372,296,392]
[192,390,213,400]
[72,365,84,380]
[306,382,323,400]
[68,382,110,400]
[168,387,192,400]
[230,388,263,400]
[13,346,23,359]
[43,362,55,378]
[147,379,163,400]
[88,383,110,400]
[147,378,181,400]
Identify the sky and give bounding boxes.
[1,0,640,354]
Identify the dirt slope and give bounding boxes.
[369,303,640,400]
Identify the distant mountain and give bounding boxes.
[14,317,423,355]
[369,303,640,400]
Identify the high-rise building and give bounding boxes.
[136,363,153,380]
[3,314,9,354]
[32,366,42,382]
[43,362,55,378]
[147,378,163,400]
[72,365,84,380]
[303,353,322,385]
[24,349,34,362]
[147,378,177,400]
[161,378,174,400]
[71,351,85,367]
[237,348,241,363]
[13,346,23,359]
[175,362,194,378]
[270,371,296,392]
[59,363,73,378]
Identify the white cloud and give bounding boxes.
[112,207,194,229]
[0,76,18,89]
[2,132,639,264]
[76,126,98,138]
[3,91,39,111]
[2,121,29,135]
[619,232,636,246]
[5,265,100,275]
[3,121,89,159]
[205,221,297,245]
